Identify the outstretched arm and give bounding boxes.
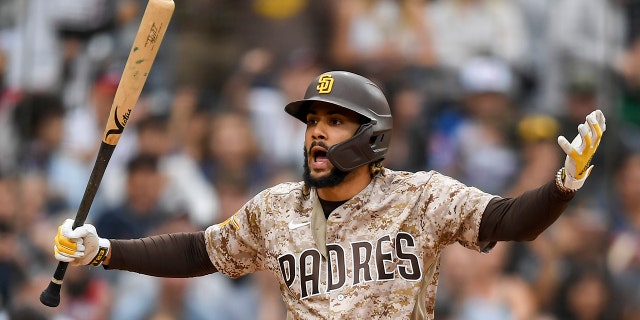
[479,110,606,242]
[479,178,573,242]
[54,219,216,277]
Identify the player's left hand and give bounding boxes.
[557,109,606,190]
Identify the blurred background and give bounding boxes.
[0,0,639,319]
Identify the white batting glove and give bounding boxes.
[54,219,110,266]
[557,109,606,191]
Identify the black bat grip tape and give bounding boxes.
[40,143,115,307]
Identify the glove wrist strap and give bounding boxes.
[90,238,110,266]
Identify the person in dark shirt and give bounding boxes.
[94,153,169,239]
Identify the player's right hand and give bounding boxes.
[54,219,110,266]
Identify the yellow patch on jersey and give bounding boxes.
[316,74,334,94]
[218,214,241,231]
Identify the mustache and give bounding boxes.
[308,141,330,154]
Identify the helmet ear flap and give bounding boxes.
[328,124,379,171]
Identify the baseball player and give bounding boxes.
[54,71,606,319]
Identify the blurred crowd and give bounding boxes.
[0,0,640,319]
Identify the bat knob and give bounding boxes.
[40,281,62,307]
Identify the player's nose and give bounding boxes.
[310,121,328,140]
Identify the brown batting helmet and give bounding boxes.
[284,71,392,171]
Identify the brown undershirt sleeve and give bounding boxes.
[104,231,217,277]
[479,179,575,242]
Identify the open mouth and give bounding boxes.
[311,146,328,163]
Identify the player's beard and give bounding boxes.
[302,144,349,188]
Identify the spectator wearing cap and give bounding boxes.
[507,114,562,197]
[93,153,169,240]
[428,56,520,194]
[459,56,515,97]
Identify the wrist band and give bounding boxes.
[90,238,110,266]
[555,167,577,194]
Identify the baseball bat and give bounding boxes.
[40,0,175,307]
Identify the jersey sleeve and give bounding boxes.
[204,192,266,278]
[428,172,496,252]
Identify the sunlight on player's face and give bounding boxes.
[303,102,361,183]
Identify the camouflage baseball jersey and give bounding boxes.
[205,169,496,319]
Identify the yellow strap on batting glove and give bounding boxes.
[557,109,606,191]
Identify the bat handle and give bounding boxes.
[40,142,116,307]
[40,261,69,307]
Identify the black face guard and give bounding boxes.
[327,122,381,172]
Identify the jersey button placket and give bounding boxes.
[328,290,344,318]
[326,212,346,317]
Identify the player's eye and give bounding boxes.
[330,118,343,125]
